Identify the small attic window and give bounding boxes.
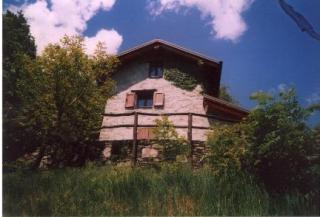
[149,62,163,78]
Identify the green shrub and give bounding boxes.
[153,116,189,161]
[207,123,247,174]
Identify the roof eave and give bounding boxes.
[117,39,222,66]
[203,94,250,115]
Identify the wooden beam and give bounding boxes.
[188,113,193,165]
[102,111,241,122]
[137,112,190,116]
[132,112,138,166]
[101,124,134,129]
[101,124,191,129]
[102,112,135,117]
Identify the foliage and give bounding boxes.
[14,36,119,168]
[3,10,37,162]
[207,88,319,193]
[164,68,198,91]
[219,85,238,104]
[153,116,189,161]
[92,42,120,85]
[207,123,247,174]
[3,10,36,59]
[244,88,319,193]
[3,165,319,216]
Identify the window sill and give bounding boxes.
[149,76,163,79]
[136,106,153,109]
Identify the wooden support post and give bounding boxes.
[132,111,138,166]
[188,113,193,165]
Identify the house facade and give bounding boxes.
[99,39,248,165]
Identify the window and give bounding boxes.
[137,91,154,108]
[125,91,165,109]
[149,62,163,78]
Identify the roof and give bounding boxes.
[117,39,222,67]
[203,94,249,120]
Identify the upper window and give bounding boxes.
[137,91,154,108]
[149,62,163,78]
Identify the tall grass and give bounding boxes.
[3,164,319,216]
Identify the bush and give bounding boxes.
[207,123,247,174]
[152,116,189,161]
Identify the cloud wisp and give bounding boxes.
[147,0,254,42]
[10,0,123,55]
[307,91,320,105]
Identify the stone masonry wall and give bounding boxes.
[101,140,209,167]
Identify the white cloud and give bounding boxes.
[85,29,123,55]
[147,0,254,42]
[12,0,122,54]
[277,83,288,92]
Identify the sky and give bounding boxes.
[4,0,320,126]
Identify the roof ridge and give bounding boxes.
[117,39,221,64]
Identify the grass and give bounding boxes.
[3,163,319,216]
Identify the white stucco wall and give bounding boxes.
[99,61,211,141]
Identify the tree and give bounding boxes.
[219,85,238,104]
[17,36,119,168]
[244,88,319,192]
[3,10,37,162]
[207,87,319,193]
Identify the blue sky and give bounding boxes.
[5,0,320,126]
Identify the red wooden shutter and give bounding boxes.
[137,128,149,140]
[153,92,164,107]
[125,93,136,109]
[137,128,155,140]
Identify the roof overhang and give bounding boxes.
[117,39,221,68]
[203,94,249,121]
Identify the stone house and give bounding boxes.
[99,39,248,165]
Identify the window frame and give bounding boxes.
[149,62,163,78]
[135,90,155,109]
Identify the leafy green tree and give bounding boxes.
[3,10,37,162]
[207,88,319,193]
[244,88,319,192]
[17,36,119,168]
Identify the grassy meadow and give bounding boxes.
[3,164,319,216]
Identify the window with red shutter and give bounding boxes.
[125,93,136,109]
[153,92,164,108]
